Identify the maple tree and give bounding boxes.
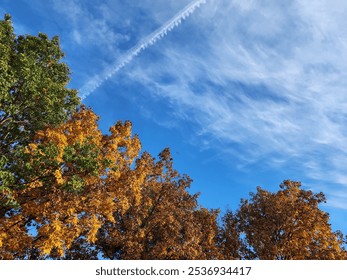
[232,180,347,260]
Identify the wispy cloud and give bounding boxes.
[79,0,206,99]
[51,0,129,50]
[48,0,347,209]
[119,0,347,208]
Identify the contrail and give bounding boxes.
[79,0,206,99]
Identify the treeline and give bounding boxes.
[1,14,346,260]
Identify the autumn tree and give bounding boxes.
[232,180,347,260]
[0,14,79,210]
[0,105,219,259]
[0,107,142,259]
[0,14,220,260]
[89,149,220,260]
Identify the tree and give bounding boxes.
[0,105,219,259]
[0,14,79,210]
[233,180,346,260]
[0,107,142,259]
[0,14,219,259]
[94,148,220,260]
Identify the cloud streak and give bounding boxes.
[79,0,206,99]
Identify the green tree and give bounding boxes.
[0,14,79,210]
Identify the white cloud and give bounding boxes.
[115,0,347,207]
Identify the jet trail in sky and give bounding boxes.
[79,0,206,99]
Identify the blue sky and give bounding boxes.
[2,0,347,233]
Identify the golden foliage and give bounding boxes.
[96,149,220,260]
[235,180,347,260]
[1,106,346,260]
[0,107,142,258]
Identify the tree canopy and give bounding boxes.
[231,180,347,259]
[0,14,346,260]
[0,14,79,210]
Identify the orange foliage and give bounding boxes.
[235,180,347,260]
[0,107,141,258]
[0,107,218,259]
[1,108,346,260]
[96,149,219,259]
